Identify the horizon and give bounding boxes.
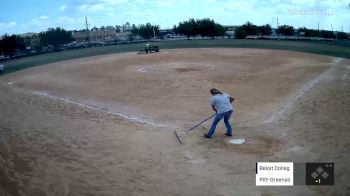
[1,0,349,36]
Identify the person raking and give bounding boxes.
[204,88,235,138]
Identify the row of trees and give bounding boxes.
[234,22,295,38]
[173,18,226,39]
[131,23,160,40]
[234,22,349,39]
[90,22,135,33]
[0,22,162,56]
[1,19,349,57]
[39,27,74,46]
[86,20,349,41]
[0,35,25,57]
[130,18,226,40]
[296,27,348,39]
[0,28,74,57]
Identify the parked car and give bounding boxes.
[0,55,10,62]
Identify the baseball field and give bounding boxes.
[0,40,349,195]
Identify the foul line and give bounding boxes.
[262,57,343,124]
[343,73,348,81]
[33,91,171,128]
[137,65,215,73]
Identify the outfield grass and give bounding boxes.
[1,39,349,75]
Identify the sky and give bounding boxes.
[0,0,349,35]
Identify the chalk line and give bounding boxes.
[207,65,215,71]
[137,68,147,73]
[137,64,215,73]
[343,73,348,81]
[33,91,171,128]
[262,57,343,124]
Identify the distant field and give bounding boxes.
[1,39,349,75]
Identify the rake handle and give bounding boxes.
[185,113,216,134]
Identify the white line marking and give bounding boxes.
[138,68,147,72]
[63,181,69,196]
[33,91,170,128]
[7,82,13,85]
[187,159,206,164]
[207,65,215,71]
[330,57,342,65]
[263,57,344,124]
[138,64,215,73]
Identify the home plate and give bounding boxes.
[229,139,246,145]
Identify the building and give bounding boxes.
[89,27,116,42]
[224,26,239,38]
[72,27,132,43]
[20,32,40,49]
[72,30,89,43]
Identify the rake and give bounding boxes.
[174,114,216,144]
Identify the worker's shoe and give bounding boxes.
[204,133,211,138]
[225,133,233,137]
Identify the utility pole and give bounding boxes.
[318,21,320,40]
[153,26,156,41]
[331,24,334,39]
[85,16,90,42]
[336,26,338,40]
[276,18,279,40]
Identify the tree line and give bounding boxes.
[1,19,349,57]
[131,23,160,40]
[0,27,74,57]
[39,27,74,47]
[173,18,226,39]
[234,22,348,39]
[0,35,25,57]
[128,18,226,40]
[234,22,292,39]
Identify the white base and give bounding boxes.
[229,138,245,144]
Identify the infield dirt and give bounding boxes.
[0,48,349,195]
